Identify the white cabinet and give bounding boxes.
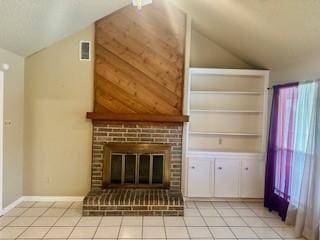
[240,159,264,198]
[214,158,240,198]
[186,152,265,199]
[187,158,213,197]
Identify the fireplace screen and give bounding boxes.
[110,154,164,185]
[103,144,170,188]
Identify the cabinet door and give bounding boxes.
[188,158,213,197]
[214,158,240,198]
[240,159,265,198]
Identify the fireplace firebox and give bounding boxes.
[103,144,170,189]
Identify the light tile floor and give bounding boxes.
[0,200,302,239]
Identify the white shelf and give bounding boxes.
[190,131,262,137]
[190,109,263,114]
[187,149,264,157]
[190,68,270,77]
[185,68,269,155]
[191,90,263,95]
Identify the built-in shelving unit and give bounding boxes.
[186,68,269,154]
[184,68,269,199]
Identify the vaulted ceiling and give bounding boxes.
[0,0,131,57]
[0,0,320,71]
[171,0,320,70]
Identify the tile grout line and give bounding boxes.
[16,202,45,238]
[42,201,77,239]
[182,209,192,239]
[202,202,221,239]
[44,201,72,239]
[161,216,167,239]
[230,202,259,240]
[15,201,54,239]
[64,201,82,240]
[91,215,103,239]
[0,200,292,240]
[141,217,144,239]
[116,215,124,239]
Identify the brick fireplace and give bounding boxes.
[83,1,188,216]
[83,122,184,216]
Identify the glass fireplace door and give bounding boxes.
[110,153,164,186]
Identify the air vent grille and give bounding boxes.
[80,41,91,61]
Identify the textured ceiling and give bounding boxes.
[0,0,320,70]
[171,0,320,70]
[0,0,131,56]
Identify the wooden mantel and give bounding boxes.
[87,112,189,123]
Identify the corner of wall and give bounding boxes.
[0,47,25,208]
[190,30,253,69]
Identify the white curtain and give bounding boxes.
[286,81,320,240]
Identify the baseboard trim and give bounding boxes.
[0,196,24,216]
[184,197,264,202]
[22,196,84,202]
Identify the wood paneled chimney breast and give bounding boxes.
[87,0,188,123]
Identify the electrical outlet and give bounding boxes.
[4,120,12,127]
[218,138,223,145]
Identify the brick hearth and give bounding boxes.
[83,189,183,216]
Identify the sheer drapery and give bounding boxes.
[264,83,298,220]
[274,86,298,199]
[289,82,317,206]
[286,81,320,240]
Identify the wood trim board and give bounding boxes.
[87,112,189,123]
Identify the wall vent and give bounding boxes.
[80,41,91,61]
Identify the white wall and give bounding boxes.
[270,54,320,85]
[0,48,24,207]
[190,30,252,69]
[24,25,94,196]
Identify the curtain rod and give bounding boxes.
[267,79,320,90]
